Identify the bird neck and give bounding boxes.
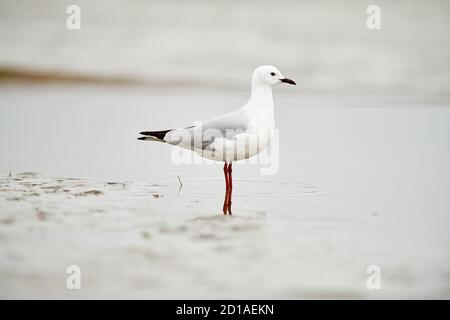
[250,82,273,106]
[247,81,275,129]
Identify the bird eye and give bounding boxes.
[270,72,276,76]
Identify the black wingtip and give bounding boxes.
[137,137,146,141]
[138,129,172,140]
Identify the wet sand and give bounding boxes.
[0,84,449,299]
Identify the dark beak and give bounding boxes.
[280,78,296,85]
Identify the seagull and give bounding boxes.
[138,65,296,214]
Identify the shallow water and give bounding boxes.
[0,84,449,298]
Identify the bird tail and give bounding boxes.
[138,129,172,142]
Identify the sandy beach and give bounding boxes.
[0,84,449,299]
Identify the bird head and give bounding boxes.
[252,65,296,87]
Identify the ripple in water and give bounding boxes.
[151,178,322,198]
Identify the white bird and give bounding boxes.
[138,65,296,214]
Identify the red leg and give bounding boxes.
[227,163,232,190]
[223,162,229,214]
[227,163,233,214]
[223,162,229,189]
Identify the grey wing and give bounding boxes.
[199,108,251,149]
[202,108,250,136]
[165,108,251,150]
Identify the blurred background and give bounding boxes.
[0,0,449,95]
